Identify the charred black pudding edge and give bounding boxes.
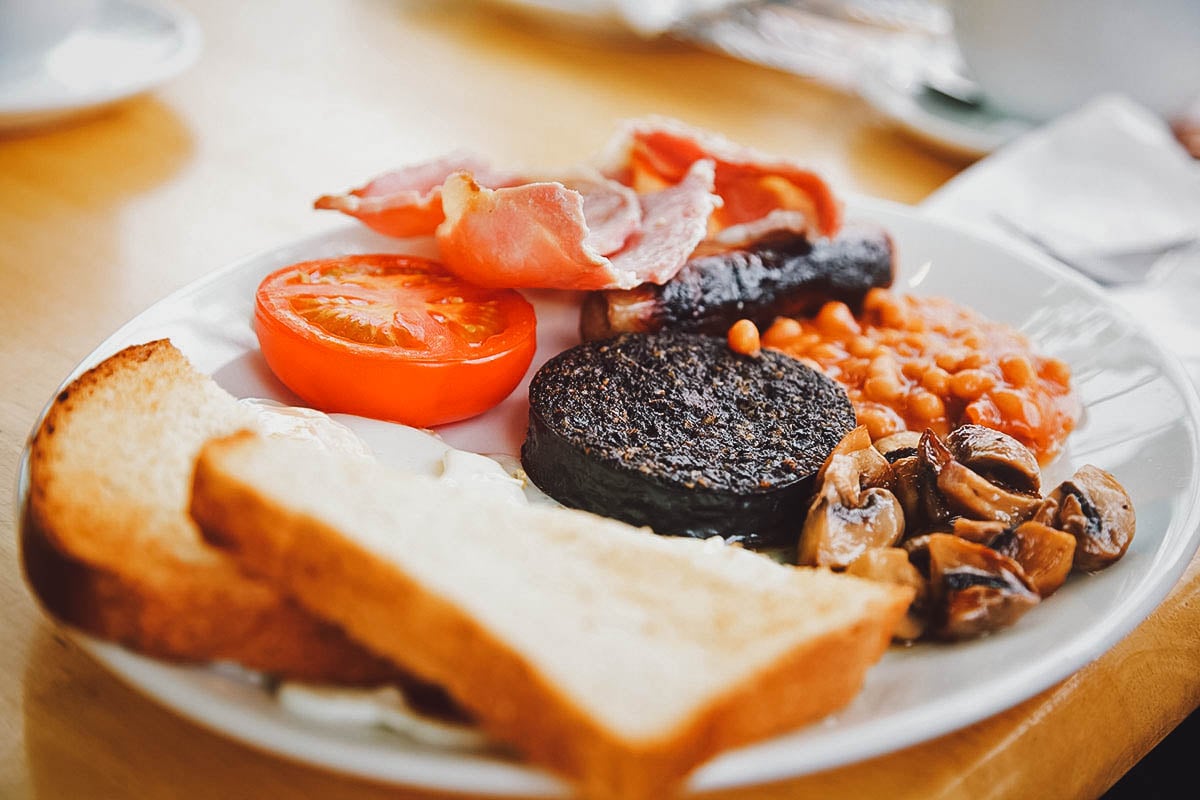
[522,405,818,548]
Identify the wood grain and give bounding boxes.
[1,1,1194,798]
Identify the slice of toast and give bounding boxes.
[24,339,396,683]
[191,431,914,799]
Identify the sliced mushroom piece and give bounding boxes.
[901,532,938,576]
[1039,465,1135,572]
[946,424,1042,495]
[888,456,925,534]
[920,431,1042,526]
[875,431,924,526]
[846,547,929,641]
[798,484,905,568]
[939,460,1041,524]
[909,533,1040,640]
[798,427,904,568]
[990,521,1077,597]
[951,517,1009,544]
[1030,495,1057,527]
[915,431,954,527]
[874,431,922,463]
[816,425,894,493]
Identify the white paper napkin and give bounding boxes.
[921,94,1200,385]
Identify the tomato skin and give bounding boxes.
[254,255,537,427]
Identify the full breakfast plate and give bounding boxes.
[18,194,1200,795]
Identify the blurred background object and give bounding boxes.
[652,0,1021,159]
[486,0,956,89]
[683,0,1200,159]
[677,0,952,91]
[0,0,100,61]
[482,0,1200,161]
[0,0,201,132]
[951,0,1200,123]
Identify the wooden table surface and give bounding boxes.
[3,1,1198,798]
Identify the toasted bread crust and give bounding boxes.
[192,432,912,798]
[24,340,397,683]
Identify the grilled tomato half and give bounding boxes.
[254,253,536,427]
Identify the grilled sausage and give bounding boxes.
[579,224,894,341]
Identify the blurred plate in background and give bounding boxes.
[0,0,201,133]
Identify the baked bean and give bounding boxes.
[993,388,1038,426]
[950,369,997,401]
[862,287,892,314]
[958,351,987,371]
[764,317,802,342]
[878,301,908,329]
[868,353,899,378]
[1042,357,1072,385]
[921,366,952,396]
[842,358,870,382]
[856,403,903,440]
[907,389,945,422]
[1000,354,1036,387]
[756,289,1078,463]
[848,335,878,358]
[901,359,928,379]
[864,375,903,403]
[935,349,969,372]
[815,301,861,337]
[808,342,846,362]
[796,332,822,352]
[727,319,762,357]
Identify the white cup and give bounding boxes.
[0,0,99,68]
[951,0,1200,122]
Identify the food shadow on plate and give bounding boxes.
[209,341,535,460]
[210,349,304,408]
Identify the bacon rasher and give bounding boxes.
[436,161,718,290]
[313,118,841,290]
[599,116,842,239]
[313,152,523,239]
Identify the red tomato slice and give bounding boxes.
[254,254,537,427]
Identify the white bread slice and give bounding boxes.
[24,339,397,683]
[191,431,914,799]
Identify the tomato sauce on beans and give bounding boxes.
[759,288,1079,464]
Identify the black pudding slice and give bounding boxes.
[520,331,856,548]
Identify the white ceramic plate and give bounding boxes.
[18,196,1200,795]
[0,0,201,132]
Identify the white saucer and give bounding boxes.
[855,54,1033,160]
[0,0,201,133]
